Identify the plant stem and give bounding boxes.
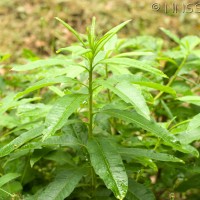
[105,64,111,102]
[88,59,94,138]
[154,54,188,101]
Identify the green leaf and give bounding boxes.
[56,46,91,56]
[20,134,80,151]
[0,126,44,157]
[37,168,85,200]
[104,34,118,52]
[160,27,180,44]
[15,76,76,99]
[176,174,200,192]
[30,148,51,167]
[177,96,200,106]
[49,86,65,97]
[0,94,41,114]
[181,36,200,52]
[126,179,156,200]
[94,20,131,55]
[0,54,10,62]
[102,109,198,156]
[87,137,128,200]
[102,109,176,143]
[97,79,150,119]
[119,147,184,163]
[100,58,167,78]
[115,52,154,57]
[0,173,21,188]
[42,94,87,140]
[177,127,200,144]
[43,134,80,147]
[187,113,200,131]
[182,59,200,72]
[12,58,73,71]
[97,74,176,95]
[131,81,176,96]
[88,16,96,49]
[0,93,17,114]
[55,17,85,46]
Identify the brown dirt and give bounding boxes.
[0,0,200,60]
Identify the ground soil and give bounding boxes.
[0,0,200,60]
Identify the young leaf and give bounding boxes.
[100,58,167,78]
[0,126,44,157]
[96,79,150,119]
[12,58,73,71]
[94,20,131,55]
[55,17,85,46]
[87,137,128,200]
[37,168,85,200]
[119,147,184,163]
[126,179,156,200]
[42,94,87,140]
[160,27,180,44]
[0,173,21,188]
[88,16,96,49]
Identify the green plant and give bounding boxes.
[0,18,200,200]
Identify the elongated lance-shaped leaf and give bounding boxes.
[160,27,180,44]
[177,96,200,106]
[0,126,44,157]
[181,36,200,52]
[119,147,184,163]
[131,81,176,96]
[87,137,128,200]
[37,168,85,200]
[42,94,87,140]
[100,58,167,78]
[107,74,175,95]
[102,109,199,156]
[96,79,150,120]
[0,95,41,114]
[0,173,21,188]
[19,134,80,152]
[12,58,74,71]
[55,17,85,46]
[57,46,91,56]
[15,76,76,99]
[126,179,156,200]
[177,127,200,144]
[49,86,65,97]
[94,20,131,56]
[115,51,154,57]
[187,113,200,131]
[87,16,96,49]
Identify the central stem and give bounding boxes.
[88,59,93,138]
